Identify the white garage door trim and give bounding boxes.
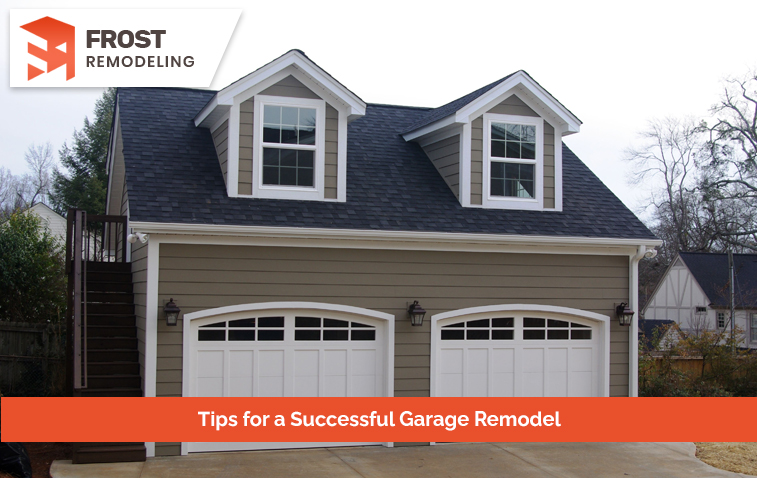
[181,302,395,455]
[431,304,610,398]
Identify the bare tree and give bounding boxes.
[701,71,757,251]
[22,142,55,206]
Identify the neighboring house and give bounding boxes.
[643,252,757,348]
[28,203,66,243]
[637,318,675,351]
[101,50,659,458]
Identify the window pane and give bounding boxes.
[198,330,225,341]
[258,330,284,341]
[467,319,490,328]
[520,164,534,180]
[521,142,536,160]
[351,322,373,328]
[200,321,226,328]
[571,330,592,340]
[523,330,545,340]
[491,123,507,140]
[280,149,297,167]
[295,317,321,328]
[491,178,504,196]
[263,125,280,143]
[441,329,465,340]
[298,150,314,168]
[548,319,569,328]
[492,317,514,327]
[298,167,314,187]
[323,330,349,341]
[492,329,514,340]
[505,124,520,140]
[324,319,349,328]
[281,125,297,144]
[505,141,520,158]
[572,323,589,328]
[442,322,464,328]
[299,127,315,145]
[466,329,489,340]
[229,330,256,341]
[263,148,279,165]
[282,107,298,125]
[524,317,545,327]
[491,162,504,179]
[295,330,321,341]
[547,329,569,340]
[264,105,281,124]
[299,108,316,127]
[522,125,536,142]
[229,318,256,328]
[258,316,284,328]
[280,166,297,185]
[351,330,376,341]
[491,140,506,157]
[263,166,279,185]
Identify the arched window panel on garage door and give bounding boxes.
[441,318,514,340]
[197,316,285,342]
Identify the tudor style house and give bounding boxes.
[643,252,757,347]
[83,50,659,460]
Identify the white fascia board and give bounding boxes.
[129,221,661,253]
[194,94,220,127]
[455,72,581,135]
[402,115,458,142]
[218,51,365,117]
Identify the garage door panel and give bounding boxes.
[294,350,319,397]
[569,371,593,396]
[570,348,593,372]
[258,350,285,397]
[229,350,253,397]
[196,350,224,397]
[324,350,347,397]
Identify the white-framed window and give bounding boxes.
[482,113,544,210]
[717,312,726,330]
[750,312,757,343]
[252,95,326,200]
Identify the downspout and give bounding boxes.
[629,245,656,397]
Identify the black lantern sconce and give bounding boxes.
[408,301,427,327]
[615,302,634,327]
[164,298,181,326]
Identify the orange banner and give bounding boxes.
[2,397,756,443]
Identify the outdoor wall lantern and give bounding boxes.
[164,298,181,326]
[615,302,634,326]
[408,300,427,327]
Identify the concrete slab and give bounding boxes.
[50,443,753,478]
[49,460,143,478]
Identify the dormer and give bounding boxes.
[195,50,365,202]
[403,71,581,211]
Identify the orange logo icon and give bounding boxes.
[20,16,75,81]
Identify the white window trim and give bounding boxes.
[482,113,544,210]
[251,95,326,201]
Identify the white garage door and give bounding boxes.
[183,303,394,453]
[432,305,609,397]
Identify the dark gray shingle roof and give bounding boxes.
[117,87,655,240]
[679,252,757,308]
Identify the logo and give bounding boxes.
[20,16,75,81]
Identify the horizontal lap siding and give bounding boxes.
[325,105,338,199]
[422,135,460,199]
[238,101,253,195]
[131,241,148,394]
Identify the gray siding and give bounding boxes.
[238,75,339,199]
[131,241,148,395]
[238,101,253,195]
[422,135,460,199]
[211,119,229,187]
[120,186,128,217]
[470,95,556,208]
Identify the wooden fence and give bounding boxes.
[0,321,66,396]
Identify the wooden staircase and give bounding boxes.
[66,212,146,464]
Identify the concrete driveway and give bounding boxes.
[51,442,753,478]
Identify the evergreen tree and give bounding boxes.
[49,88,116,215]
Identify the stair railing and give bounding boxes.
[66,210,129,393]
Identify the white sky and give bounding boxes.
[2,0,755,221]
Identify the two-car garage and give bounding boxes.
[182,302,608,453]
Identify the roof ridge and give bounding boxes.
[367,103,432,110]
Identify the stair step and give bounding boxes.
[88,362,140,376]
[87,303,134,315]
[84,292,134,304]
[73,443,146,464]
[85,262,131,273]
[87,314,136,327]
[88,337,138,350]
[77,387,143,397]
[88,349,138,363]
[86,271,133,283]
[85,281,133,293]
[86,374,141,389]
[88,325,137,338]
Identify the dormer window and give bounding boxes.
[483,113,544,209]
[253,95,326,200]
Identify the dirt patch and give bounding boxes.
[0,443,72,478]
[696,442,757,476]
